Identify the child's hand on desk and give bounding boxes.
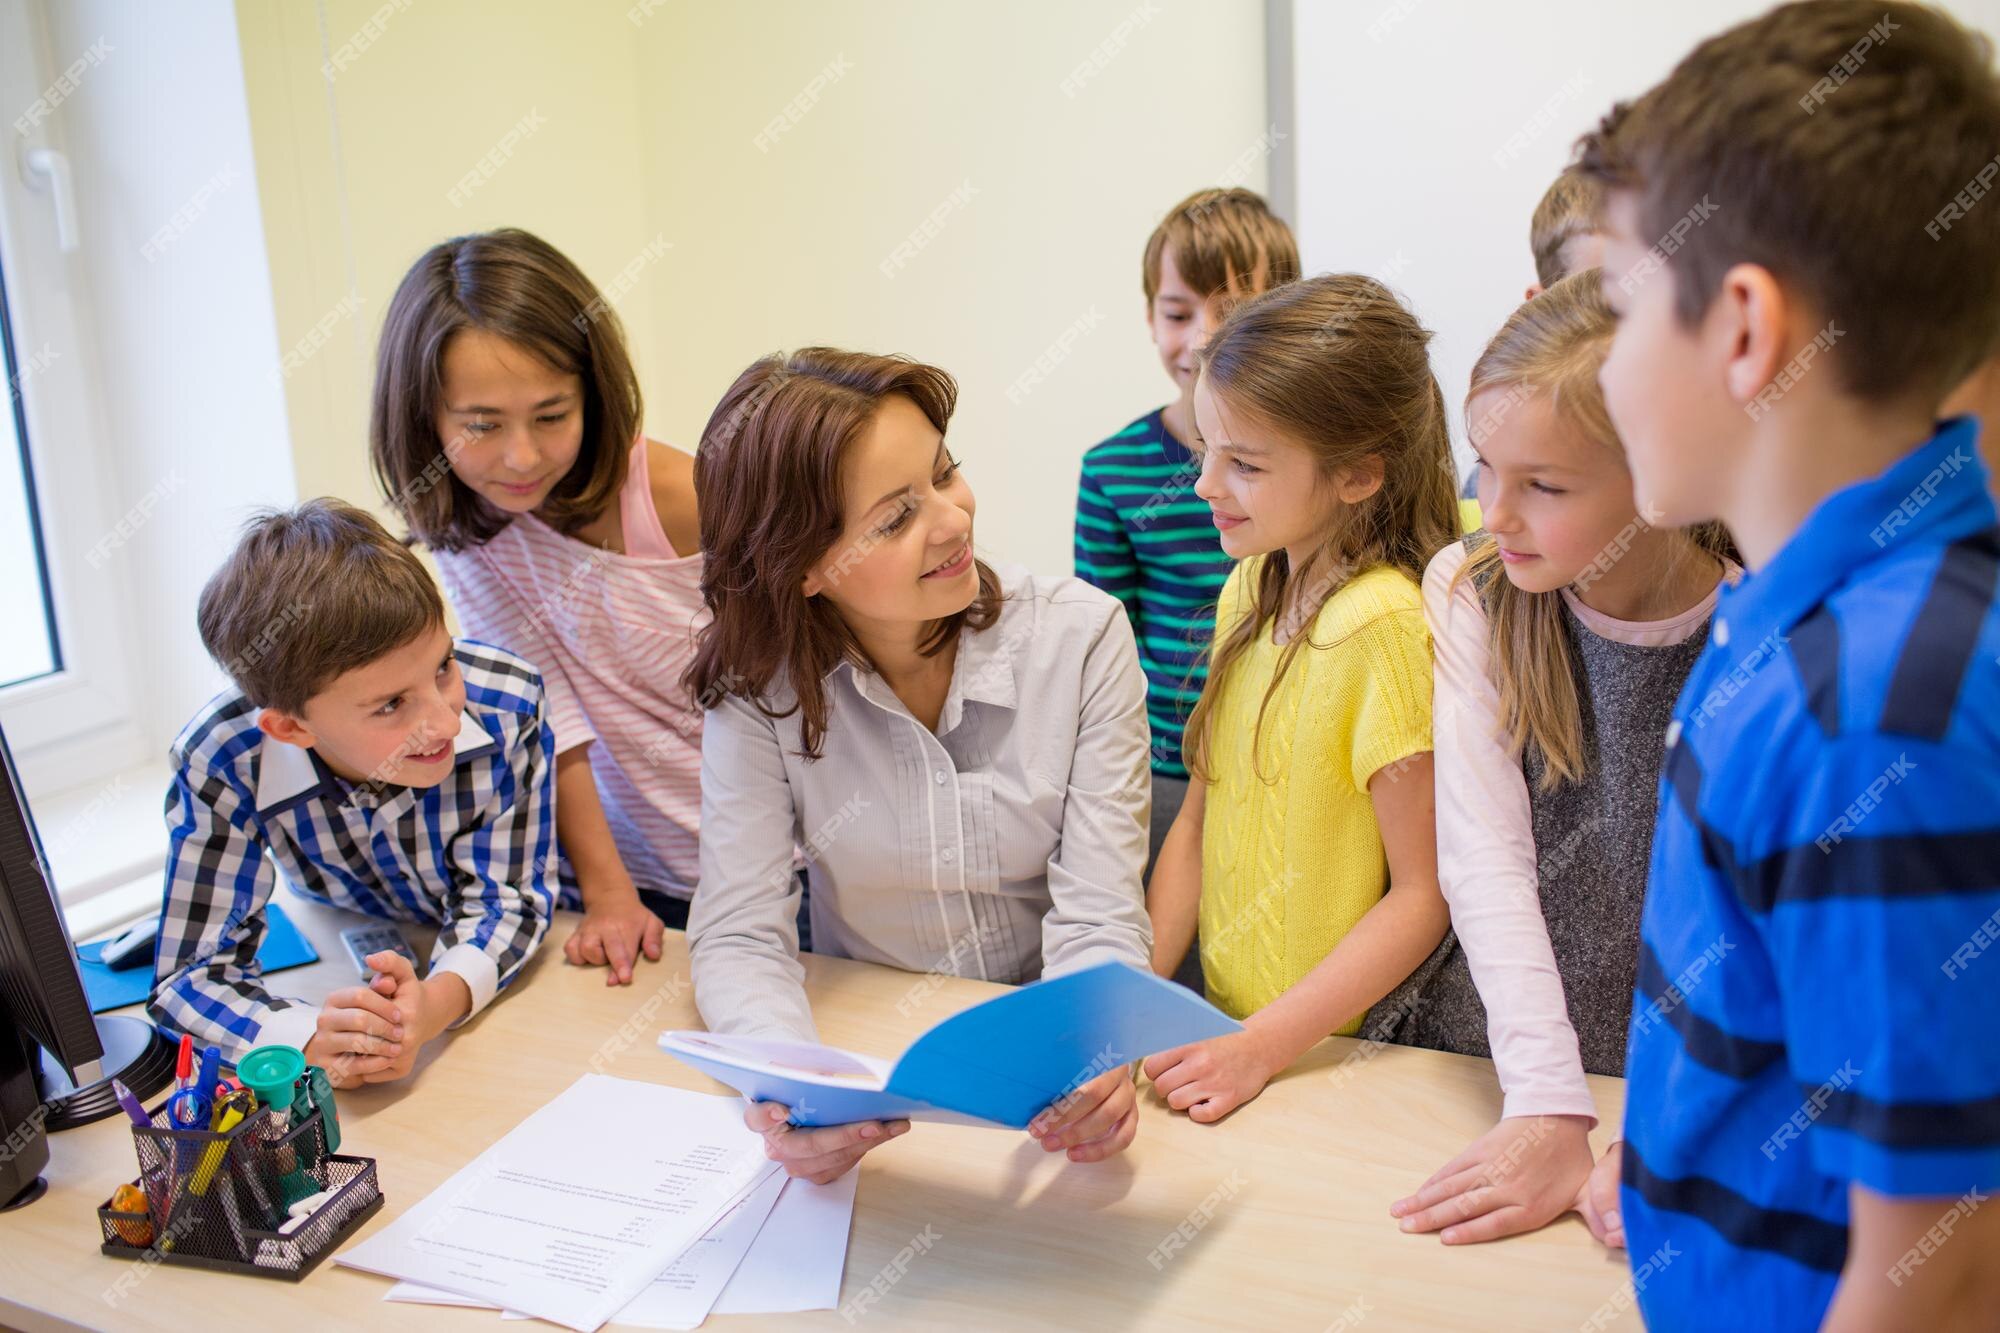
[350,952,469,1085]
[304,969,405,1089]
[1572,1140,1626,1249]
[1028,1065,1138,1161]
[746,1101,910,1185]
[1389,1115,1594,1244]
[565,887,665,986]
[1141,1029,1280,1123]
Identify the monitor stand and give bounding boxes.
[34,1014,178,1132]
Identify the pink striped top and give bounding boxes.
[436,438,705,896]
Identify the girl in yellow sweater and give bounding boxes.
[1143,273,1463,1122]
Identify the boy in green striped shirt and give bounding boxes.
[1074,188,1299,987]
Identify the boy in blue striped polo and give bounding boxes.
[1574,3,2000,1326]
[150,499,571,1085]
[1073,188,1298,982]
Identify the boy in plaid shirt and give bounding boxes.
[150,499,567,1085]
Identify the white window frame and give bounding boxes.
[0,0,150,797]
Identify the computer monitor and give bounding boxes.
[0,722,175,1210]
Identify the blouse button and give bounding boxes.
[940,848,957,864]
[933,769,948,785]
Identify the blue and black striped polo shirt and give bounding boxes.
[1074,408,1235,778]
[1623,416,2000,1328]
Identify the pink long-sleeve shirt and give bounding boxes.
[436,438,705,896]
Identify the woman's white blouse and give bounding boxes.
[688,563,1155,1040]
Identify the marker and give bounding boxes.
[109,1078,151,1128]
[196,1046,220,1102]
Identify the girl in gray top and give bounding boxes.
[1384,273,1736,1247]
[683,347,1154,1184]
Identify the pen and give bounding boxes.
[109,1078,151,1128]
[196,1046,220,1101]
[173,1034,193,1094]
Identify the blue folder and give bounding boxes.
[659,960,1242,1129]
[75,901,320,1014]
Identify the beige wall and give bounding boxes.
[235,0,1271,575]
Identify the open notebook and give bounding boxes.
[659,960,1240,1128]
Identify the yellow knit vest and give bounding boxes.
[1197,557,1434,1025]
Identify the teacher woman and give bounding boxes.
[683,347,1155,1182]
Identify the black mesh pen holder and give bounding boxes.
[95,1088,382,1279]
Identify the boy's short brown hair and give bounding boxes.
[1529,167,1604,289]
[1577,0,2000,405]
[197,498,445,715]
[1142,188,1301,305]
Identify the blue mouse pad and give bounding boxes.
[76,901,320,1013]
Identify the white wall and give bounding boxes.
[1285,0,2000,479]
[239,0,1273,579]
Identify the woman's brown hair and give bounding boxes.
[1181,273,1462,783]
[682,348,1001,759]
[1456,270,1734,790]
[370,228,641,552]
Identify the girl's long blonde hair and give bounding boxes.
[1457,270,1734,789]
[1182,273,1462,783]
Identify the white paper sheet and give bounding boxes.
[384,1168,858,1325]
[494,1168,784,1328]
[712,1172,857,1315]
[340,1075,779,1332]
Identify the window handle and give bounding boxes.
[22,148,80,253]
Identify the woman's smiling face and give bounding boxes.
[802,394,978,632]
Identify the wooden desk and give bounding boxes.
[0,918,1640,1331]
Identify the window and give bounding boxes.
[0,0,148,797]
[0,262,62,690]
